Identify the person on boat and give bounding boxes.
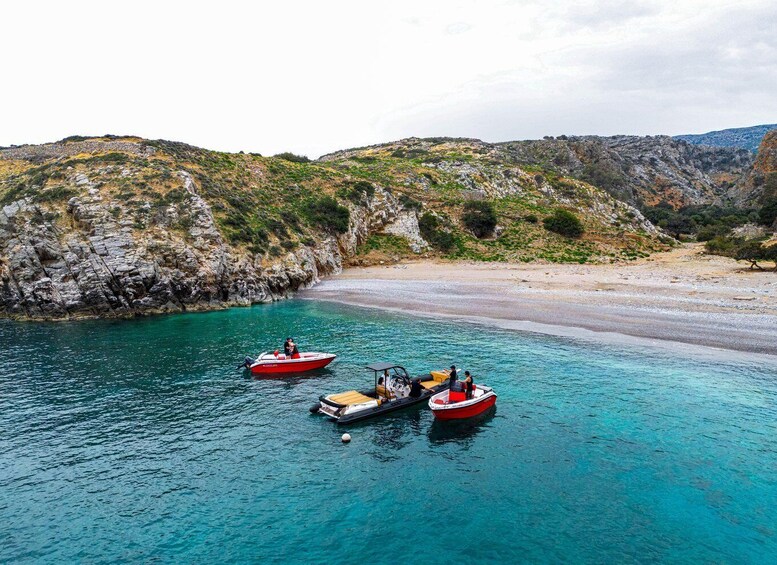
[449,365,461,391]
[462,371,474,399]
[290,341,301,359]
[283,338,293,356]
[409,377,424,398]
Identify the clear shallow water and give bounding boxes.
[1,301,776,564]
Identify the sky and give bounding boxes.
[1,0,775,157]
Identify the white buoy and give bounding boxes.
[341,433,351,443]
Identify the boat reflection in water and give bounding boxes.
[427,405,497,446]
[243,367,335,383]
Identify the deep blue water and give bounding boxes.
[1,301,776,564]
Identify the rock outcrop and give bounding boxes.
[498,135,753,208]
[730,130,777,205]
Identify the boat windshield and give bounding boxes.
[371,365,411,390]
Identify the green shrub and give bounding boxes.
[461,200,497,238]
[704,235,741,256]
[543,209,584,238]
[419,212,455,251]
[523,214,538,224]
[759,198,777,226]
[267,218,289,239]
[302,196,350,234]
[34,185,78,203]
[399,193,422,211]
[696,224,729,242]
[661,214,696,237]
[274,152,310,163]
[338,180,375,203]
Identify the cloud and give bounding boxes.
[0,0,774,156]
[446,22,473,35]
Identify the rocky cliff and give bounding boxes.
[730,130,777,205]
[1,135,665,320]
[497,135,753,208]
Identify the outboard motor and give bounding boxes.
[239,356,255,370]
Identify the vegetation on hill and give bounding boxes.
[0,134,675,272]
[641,203,760,240]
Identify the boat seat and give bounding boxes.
[328,390,374,406]
[429,370,450,382]
[420,380,438,389]
[375,385,395,399]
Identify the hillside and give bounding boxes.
[0,136,664,320]
[496,135,753,208]
[674,124,777,153]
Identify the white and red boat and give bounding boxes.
[428,384,496,420]
[243,351,336,376]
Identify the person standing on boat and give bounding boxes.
[449,365,461,391]
[289,340,301,359]
[462,371,474,399]
[283,338,293,356]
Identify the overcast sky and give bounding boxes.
[2,0,775,157]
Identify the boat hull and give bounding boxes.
[250,353,335,375]
[431,394,496,420]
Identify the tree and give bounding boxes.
[461,201,497,238]
[543,209,584,238]
[734,240,769,270]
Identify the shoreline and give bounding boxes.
[302,244,777,358]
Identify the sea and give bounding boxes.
[1,300,775,563]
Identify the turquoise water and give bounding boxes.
[1,301,776,564]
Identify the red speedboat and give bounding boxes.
[243,351,336,375]
[428,384,496,420]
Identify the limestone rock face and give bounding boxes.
[0,166,397,320]
[499,135,754,207]
[381,211,429,252]
[731,130,777,205]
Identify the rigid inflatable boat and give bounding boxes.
[310,364,450,424]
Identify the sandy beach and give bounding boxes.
[303,244,777,356]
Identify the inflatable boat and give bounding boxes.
[310,364,450,424]
[243,351,336,375]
